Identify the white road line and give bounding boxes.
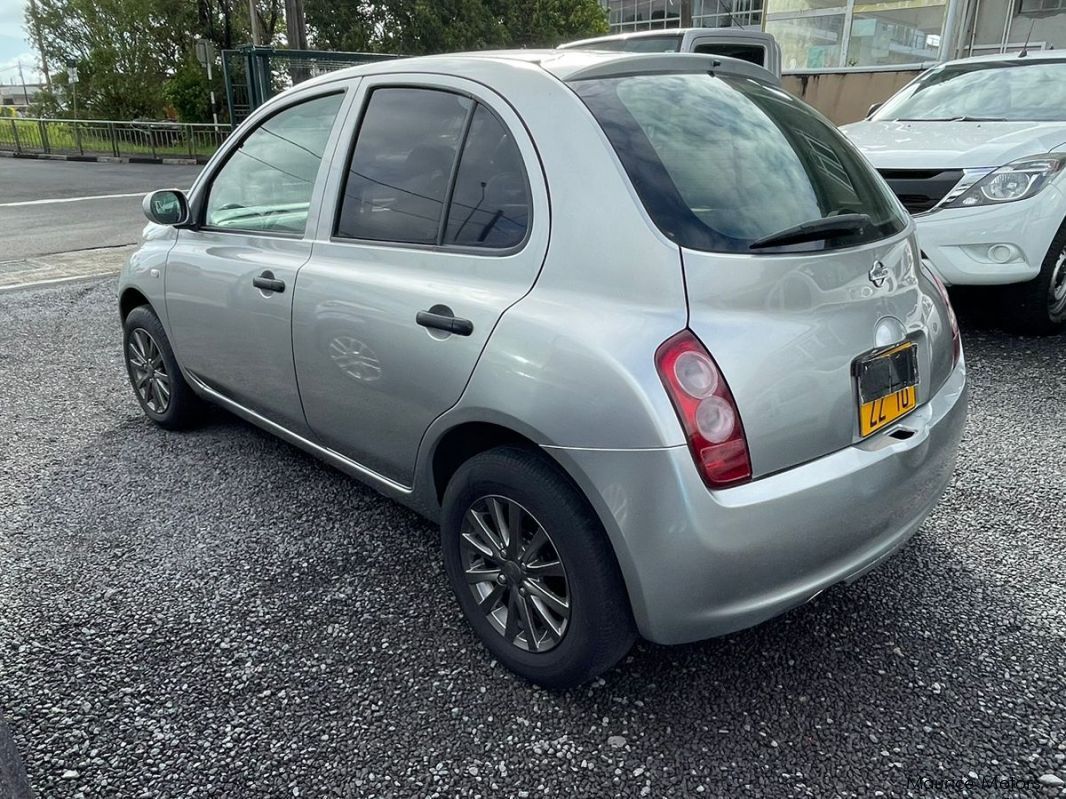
[0,271,120,292]
[0,192,147,207]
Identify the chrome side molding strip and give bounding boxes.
[185,371,413,496]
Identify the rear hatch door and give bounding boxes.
[569,66,953,477]
[682,237,932,476]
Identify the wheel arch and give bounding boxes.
[421,414,646,632]
[119,286,152,320]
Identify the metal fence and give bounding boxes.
[0,118,231,161]
[222,46,397,124]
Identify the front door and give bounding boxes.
[293,76,549,486]
[165,90,348,433]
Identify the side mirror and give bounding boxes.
[143,189,189,226]
[866,102,883,120]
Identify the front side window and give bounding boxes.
[572,73,906,253]
[873,60,1066,122]
[204,93,343,234]
[336,88,472,244]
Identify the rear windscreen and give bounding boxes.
[571,73,907,253]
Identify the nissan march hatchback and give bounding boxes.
[120,51,967,688]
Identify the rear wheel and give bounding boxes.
[999,221,1066,335]
[123,305,203,429]
[441,446,636,688]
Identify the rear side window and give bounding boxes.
[444,105,530,248]
[571,74,906,253]
[336,89,471,244]
[336,88,531,250]
[204,93,343,235]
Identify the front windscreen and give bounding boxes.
[873,59,1066,122]
[571,73,907,253]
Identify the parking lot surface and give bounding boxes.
[0,278,1063,798]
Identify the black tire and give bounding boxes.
[997,220,1066,335]
[123,305,203,429]
[441,446,636,688]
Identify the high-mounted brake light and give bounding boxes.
[925,267,961,367]
[655,330,752,488]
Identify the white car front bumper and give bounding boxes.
[913,184,1066,286]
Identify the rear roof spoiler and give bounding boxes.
[552,53,779,86]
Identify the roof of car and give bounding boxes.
[295,49,773,91]
[558,27,774,48]
[940,49,1065,67]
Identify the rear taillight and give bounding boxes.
[926,267,961,367]
[655,330,752,489]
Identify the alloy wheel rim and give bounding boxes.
[460,495,570,653]
[127,328,171,414]
[1049,247,1066,319]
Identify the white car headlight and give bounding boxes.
[943,154,1066,208]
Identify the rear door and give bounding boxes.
[572,70,954,478]
[292,75,549,486]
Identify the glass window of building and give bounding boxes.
[764,0,947,69]
[692,0,764,28]
[603,0,684,30]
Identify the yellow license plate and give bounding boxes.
[860,384,917,436]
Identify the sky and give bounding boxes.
[0,0,44,87]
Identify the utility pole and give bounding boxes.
[196,39,220,131]
[26,0,52,92]
[284,0,308,50]
[16,60,30,110]
[248,0,262,45]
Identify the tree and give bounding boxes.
[28,0,193,118]
[305,0,608,54]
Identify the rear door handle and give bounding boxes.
[416,309,473,336]
[252,270,285,293]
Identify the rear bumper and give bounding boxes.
[914,186,1065,286]
[547,358,967,645]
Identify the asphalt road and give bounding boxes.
[0,159,202,260]
[0,278,1064,798]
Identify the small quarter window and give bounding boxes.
[336,88,472,244]
[443,105,530,249]
[204,93,343,235]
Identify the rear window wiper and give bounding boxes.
[749,213,871,250]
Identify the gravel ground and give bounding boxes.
[1,278,1063,798]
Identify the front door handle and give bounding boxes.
[416,308,473,336]
[253,270,285,293]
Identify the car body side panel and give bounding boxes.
[119,224,177,327]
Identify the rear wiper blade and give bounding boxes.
[749,213,871,250]
[894,116,1007,122]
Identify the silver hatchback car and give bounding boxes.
[120,50,967,688]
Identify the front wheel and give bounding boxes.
[998,221,1066,335]
[123,305,203,429]
[441,446,636,689]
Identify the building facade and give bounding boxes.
[600,0,764,32]
[600,0,1066,122]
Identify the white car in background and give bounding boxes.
[558,27,782,79]
[842,52,1066,334]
